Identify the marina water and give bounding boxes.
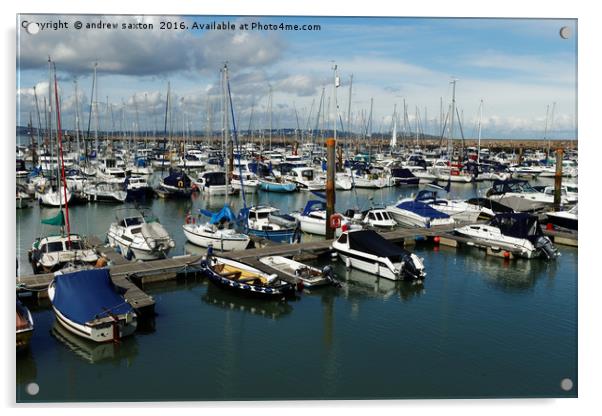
[16,175,577,400]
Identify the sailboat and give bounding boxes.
[29,60,99,274]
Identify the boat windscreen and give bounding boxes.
[347,230,408,262]
[489,213,543,239]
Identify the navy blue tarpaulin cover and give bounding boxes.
[52,269,133,325]
[395,201,450,219]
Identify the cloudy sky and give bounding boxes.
[16,15,577,139]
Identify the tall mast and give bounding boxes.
[346,74,353,158]
[74,80,81,160]
[93,63,99,156]
[53,61,71,240]
[223,64,231,204]
[268,85,273,150]
[448,79,457,159]
[477,99,483,164]
[33,86,43,165]
[162,82,170,171]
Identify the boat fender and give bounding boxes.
[126,248,134,261]
[293,227,302,243]
[200,259,208,268]
[344,256,351,269]
[329,214,342,229]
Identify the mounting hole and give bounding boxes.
[559,26,571,39]
[26,382,39,396]
[560,378,573,391]
[26,22,40,35]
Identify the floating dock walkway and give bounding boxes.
[16,224,576,313]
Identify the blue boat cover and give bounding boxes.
[200,204,238,225]
[302,200,326,216]
[52,269,133,325]
[395,201,450,219]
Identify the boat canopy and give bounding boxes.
[490,179,536,194]
[394,201,450,219]
[347,230,409,262]
[200,204,238,225]
[202,171,226,186]
[302,200,326,216]
[415,190,440,203]
[52,269,133,325]
[41,210,65,226]
[163,169,191,188]
[466,198,514,213]
[390,168,417,179]
[489,213,543,239]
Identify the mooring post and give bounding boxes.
[554,148,564,210]
[326,137,336,239]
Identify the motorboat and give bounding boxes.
[240,205,300,243]
[486,179,566,212]
[389,167,420,186]
[346,166,387,188]
[454,213,559,259]
[177,153,206,170]
[183,205,250,251]
[429,159,474,183]
[124,176,154,201]
[344,207,397,228]
[35,184,73,207]
[29,232,99,274]
[16,300,34,351]
[332,229,426,281]
[292,200,360,236]
[16,185,34,209]
[231,171,259,194]
[258,256,339,288]
[200,254,296,299]
[83,181,127,203]
[107,209,175,260]
[397,189,488,223]
[193,171,236,196]
[546,205,578,231]
[48,268,137,343]
[386,200,455,228]
[286,167,326,191]
[158,168,193,198]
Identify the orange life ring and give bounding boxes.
[329,214,342,229]
[185,214,195,225]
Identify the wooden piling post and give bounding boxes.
[554,148,564,210]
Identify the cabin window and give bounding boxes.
[302,170,314,180]
[125,217,143,227]
[368,213,375,220]
[66,240,84,250]
[257,212,270,219]
[46,242,64,252]
[338,234,347,244]
[375,212,384,221]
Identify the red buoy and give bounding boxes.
[503,251,511,259]
[546,222,554,230]
[433,236,441,244]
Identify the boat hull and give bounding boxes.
[182,224,250,251]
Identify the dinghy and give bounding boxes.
[259,256,339,288]
[16,300,34,351]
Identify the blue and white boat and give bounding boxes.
[239,205,300,243]
[158,169,193,198]
[183,204,250,251]
[48,269,137,343]
[385,200,455,228]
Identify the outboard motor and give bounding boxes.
[400,252,426,280]
[535,236,559,260]
[321,265,341,287]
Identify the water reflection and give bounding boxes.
[456,245,559,292]
[202,283,293,320]
[50,321,139,365]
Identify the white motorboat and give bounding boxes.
[241,205,299,243]
[346,167,387,188]
[258,256,338,288]
[332,229,426,281]
[361,208,397,228]
[454,213,559,259]
[16,186,34,209]
[48,268,137,343]
[35,185,73,207]
[193,171,235,195]
[398,189,489,223]
[107,210,175,260]
[292,200,360,236]
[183,205,250,251]
[386,200,455,228]
[486,179,566,212]
[83,181,127,203]
[429,159,474,183]
[286,167,325,191]
[546,205,578,231]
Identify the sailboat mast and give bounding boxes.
[477,99,483,164]
[33,86,43,165]
[223,64,231,204]
[449,79,457,159]
[53,62,71,240]
[162,82,170,171]
[346,74,353,158]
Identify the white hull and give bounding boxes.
[107,233,171,261]
[36,189,73,207]
[337,253,398,280]
[182,224,249,251]
[386,206,455,228]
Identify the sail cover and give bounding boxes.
[347,230,408,262]
[41,210,65,226]
[52,269,133,325]
[395,201,450,219]
[200,204,238,225]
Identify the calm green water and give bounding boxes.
[16,176,577,401]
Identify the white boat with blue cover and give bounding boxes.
[48,268,137,343]
[240,205,300,243]
[386,200,455,228]
[183,205,250,251]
